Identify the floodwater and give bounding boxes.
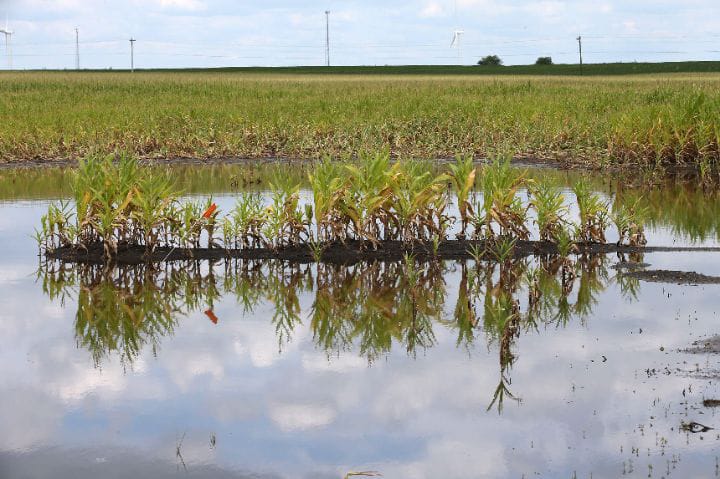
[1,164,720,479]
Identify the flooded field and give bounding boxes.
[2,163,720,479]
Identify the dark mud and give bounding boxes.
[46,240,720,265]
[623,269,720,285]
[0,155,568,172]
[1,153,705,177]
[0,156,286,170]
[611,261,651,270]
[683,335,720,354]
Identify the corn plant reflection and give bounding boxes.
[39,253,636,411]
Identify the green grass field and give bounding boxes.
[2,65,720,167]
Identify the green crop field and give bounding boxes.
[2,65,720,168]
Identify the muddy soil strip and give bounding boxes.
[682,336,720,354]
[46,240,720,266]
[622,269,720,285]
[0,155,567,170]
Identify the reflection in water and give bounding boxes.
[39,253,640,411]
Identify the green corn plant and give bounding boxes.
[572,179,609,243]
[391,161,449,244]
[488,236,517,263]
[309,157,349,243]
[131,172,176,253]
[344,150,400,245]
[530,179,568,243]
[447,154,476,239]
[178,201,204,248]
[230,192,264,248]
[201,197,221,248]
[475,154,528,240]
[612,196,648,246]
[467,243,484,263]
[221,216,234,248]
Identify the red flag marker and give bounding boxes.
[204,309,218,324]
[202,203,218,219]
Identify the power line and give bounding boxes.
[6,30,720,69]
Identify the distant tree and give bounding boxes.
[535,56,553,65]
[477,55,503,66]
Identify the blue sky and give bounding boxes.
[1,0,720,69]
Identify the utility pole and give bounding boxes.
[576,35,583,75]
[130,38,136,72]
[75,27,80,70]
[325,10,330,67]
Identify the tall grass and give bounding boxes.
[2,71,720,167]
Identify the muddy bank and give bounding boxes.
[683,335,720,354]
[46,240,720,265]
[0,156,288,170]
[0,154,568,171]
[2,154,706,178]
[623,269,720,285]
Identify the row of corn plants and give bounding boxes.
[37,151,648,260]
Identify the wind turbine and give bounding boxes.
[450,29,464,60]
[449,0,463,63]
[0,16,13,70]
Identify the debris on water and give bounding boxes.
[681,421,713,433]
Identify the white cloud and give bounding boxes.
[158,0,206,11]
[419,2,444,18]
[623,19,638,32]
[301,353,366,373]
[269,403,337,432]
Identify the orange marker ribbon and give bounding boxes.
[204,309,218,324]
[202,203,218,219]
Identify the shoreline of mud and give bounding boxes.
[0,154,569,171]
[1,154,707,176]
[45,240,720,265]
[622,269,720,285]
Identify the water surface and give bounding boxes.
[1,164,720,479]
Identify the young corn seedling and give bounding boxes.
[475,154,528,240]
[448,154,476,239]
[573,180,609,243]
[131,172,176,253]
[530,179,569,243]
[612,196,648,246]
[229,192,264,248]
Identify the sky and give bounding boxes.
[1,0,720,69]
